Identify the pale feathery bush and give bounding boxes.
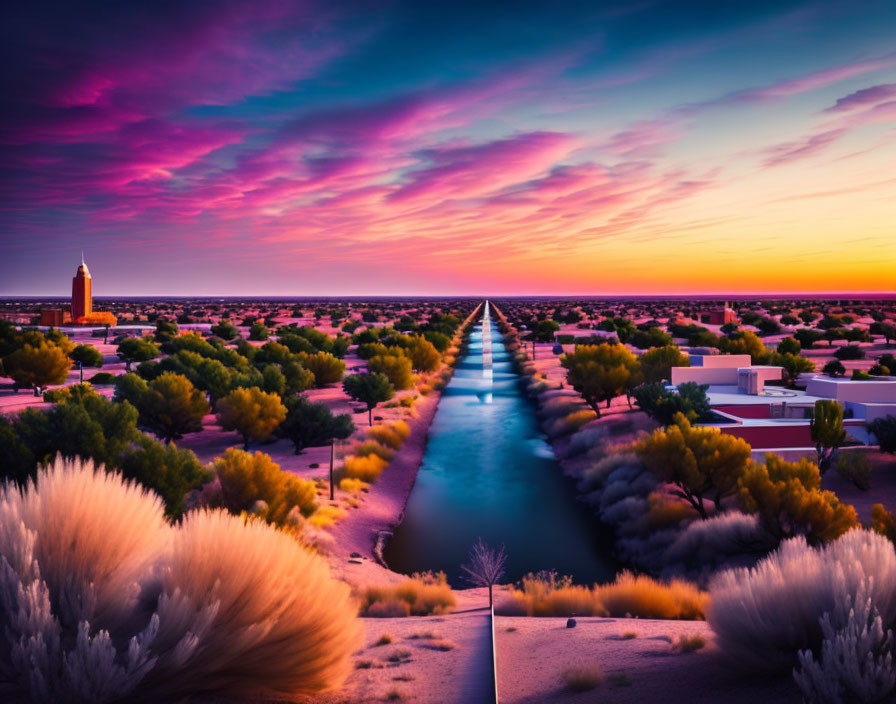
[144,510,361,699]
[708,529,896,672]
[0,456,360,702]
[794,582,896,704]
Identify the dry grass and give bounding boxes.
[673,633,707,653]
[385,687,404,700]
[307,504,348,528]
[596,571,709,620]
[621,631,638,640]
[496,570,708,620]
[360,573,456,617]
[374,633,394,646]
[422,638,456,651]
[386,648,413,663]
[562,665,604,692]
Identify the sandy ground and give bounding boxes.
[305,604,494,704]
[494,616,798,704]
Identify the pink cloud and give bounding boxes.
[602,119,682,157]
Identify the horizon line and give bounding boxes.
[2,291,896,299]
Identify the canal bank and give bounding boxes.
[384,302,619,585]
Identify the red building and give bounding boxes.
[704,302,738,326]
[72,255,92,321]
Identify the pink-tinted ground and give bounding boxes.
[494,616,797,704]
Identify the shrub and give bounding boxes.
[0,457,360,701]
[360,573,456,617]
[368,420,411,450]
[835,345,865,360]
[341,453,389,482]
[834,451,872,490]
[707,529,896,671]
[673,634,707,653]
[212,448,318,526]
[353,439,396,461]
[562,665,603,692]
[87,371,117,385]
[339,478,369,494]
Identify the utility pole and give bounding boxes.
[329,439,336,500]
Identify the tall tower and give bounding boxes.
[72,253,92,321]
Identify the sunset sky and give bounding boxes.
[1,0,895,296]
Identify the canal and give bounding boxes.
[384,302,619,586]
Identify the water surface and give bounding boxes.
[384,306,619,585]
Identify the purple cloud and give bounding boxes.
[761,128,845,167]
[824,83,896,112]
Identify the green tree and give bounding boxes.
[738,454,857,544]
[635,413,752,519]
[70,344,104,369]
[154,318,179,342]
[822,359,847,377]
[630,327,673,350]
[533,319,560,343]
[639,345,689,384]
[119,437,210,518]
[113,372,150,408]
[261,364,287,396]
[278,395,354,454]
[4,342,72,394]
[343,372,394,426]
[368,354,416,390]
[632,381,712,426]
[210,320,239,340]
[794,328,824,350]
[423,331,451,353]
[140,372,210,443]
[768,352,815,387]
[776,337,801,355]
[404,336,441,372]
[117,336,160,372]
[810,400,847,474]
[869,416,896,454]
[718,330,769,363]
[249,321,271,341]
[299,351,346,387]
[560,343,641,415]
[216,387,286,450]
